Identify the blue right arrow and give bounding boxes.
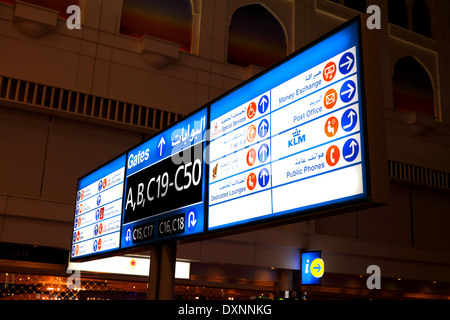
[313,264,322,272]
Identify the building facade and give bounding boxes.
[0,0,449,299]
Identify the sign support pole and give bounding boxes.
[158,241,177,300]
[147,244,161,300]
[147,242,177,300]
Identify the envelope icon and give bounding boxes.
[326,92,335,105]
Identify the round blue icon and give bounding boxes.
[77,191,81,202]
[342,138,359,162]
[94,224,99,236]
[339,52,355,75]
[341,109,358,132]
[125,227,132,245]
[93,240,98,252]
[258,168,270,188]
[258,143,269,163]
[74,218,78,228]
[75,205,79,215]
[340,80,356,103]
[72,246,75,256]
[186,208,198,233]
[98,180,103,191]
[95,209,100,221]
[258,95,269,114]
[258,119,269,138]
[73,232,77,243]
[97,195,101,206]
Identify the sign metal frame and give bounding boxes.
[203,16,373,237]
[69,16,388,263]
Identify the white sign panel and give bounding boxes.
[71,155,126,259]
[208,20,368,231]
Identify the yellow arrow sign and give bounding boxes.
[310,258,325,278]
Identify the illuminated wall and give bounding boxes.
[227,4,286,68]
[120,0,193,52]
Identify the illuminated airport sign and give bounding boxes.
[71,18,376,262]
[121,109,207,249]
[207,19,367,231]
[71,109,207,260]
[72,155,126,259]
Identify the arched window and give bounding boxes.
[343,0,366,12]
[388,0,408,30]
[328,0,366,12]
[412,0,431,38]
[227,4,286,68]
[120,0,193,52]
[388,0,432,38]
[392,57,434,116]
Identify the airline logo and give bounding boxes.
[212,163,219,179]
[211,121,221,139]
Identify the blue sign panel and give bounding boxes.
[207,19,368,231]
[301,251,324,285]
[71,108,207,261]
[71,154,126,260]
[120,108,207,250]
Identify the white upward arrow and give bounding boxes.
[259,96,268,107]
[340,55,353,71]
[344,140,358,159]
[259,169,269,186]
[343,110,357,130]
[259,121,268,136]
[158,136,165,156]
[259,145,268,160]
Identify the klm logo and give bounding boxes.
[288,129,305,148]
